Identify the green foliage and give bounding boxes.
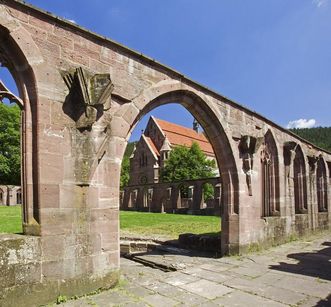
[160,142,216,199]
[290,127,331,152]
[0,103,21,185]
[56,295,67,304]
[120,157,130,189]
[160,142,216,182]
[120,142,136,189]
[203,183,214,201]
[120,211,220,238]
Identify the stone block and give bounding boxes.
[110,116,131,139]
[39,153,64,183]
[47,32,74,50]
[41,235,65,261]
[39,184,60,209]
[61,47,89,67]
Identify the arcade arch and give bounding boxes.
[0,24,39,232]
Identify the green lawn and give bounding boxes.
[0,205,22,234]
[0,206,221,238]
[120,211,221,238]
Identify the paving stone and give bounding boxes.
[182,267,235,283]
[87,290,133,306]
[194,301,219,307]
[229,264,268,278]
[122,302,149,307]
[273,275,331,298]
[252,272,285,285]
[223,276,266,293]
[199,262,236,272]
[164,272,200,286]
[179,279,233,299]
[174,292,209,306]
[58,235,331,307]
[126,285,155,298]
[142,293,179,307]
[260,285,307,305]
[145,281,186,297]
[212,290,287,307]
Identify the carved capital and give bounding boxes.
[62,67,114,129]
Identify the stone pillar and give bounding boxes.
[171,185,181,213]
[192,182,203,213]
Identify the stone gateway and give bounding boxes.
[0,1,330,305]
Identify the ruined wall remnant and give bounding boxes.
[0,0,330,305]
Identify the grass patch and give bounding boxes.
[120,211,221,238]
[0,206,220,238]
[0,205,22,234]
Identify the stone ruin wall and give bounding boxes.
[0,1,330,305]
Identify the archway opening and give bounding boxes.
[293,146,308,214]
[0,66,23,233]
[260,130,280,217]
[317,157,328,212]
[0,24,39,235]
[118,89,239,257]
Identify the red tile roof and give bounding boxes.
[144,135,160,157]
[154,118,215,156]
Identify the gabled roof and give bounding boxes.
[142,135,159,159]
[153,118,215,156]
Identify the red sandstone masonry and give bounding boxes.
[0,1,330,306]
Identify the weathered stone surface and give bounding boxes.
[213,290,287,307]
[53,235,331,307]
[179,279,233,299]
[0,1,330,306]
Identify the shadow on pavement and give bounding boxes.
[269,241,331,281]
[314,293,331,306]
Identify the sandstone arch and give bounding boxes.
[0,2,330,305]
[293,145,308,214]
[317,156,328,212]
[0,21,42,233]
[115,88,240,253]
[260,129,280,217]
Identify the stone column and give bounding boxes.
[192,182,203,214]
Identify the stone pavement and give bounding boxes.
[57,234,331,306]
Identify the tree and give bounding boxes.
[160,142,217,199]
[120,142,136,189]
[120,156,130,189]
[0,103,21,185]
[290,127,331,152]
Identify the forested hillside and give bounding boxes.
[290,127,331,152]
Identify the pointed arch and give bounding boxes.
[293,145,308,214]
[261,129,280,217]
[115,83,240,254]
[128,88,239,216]
[317,157,328,212]
[0,21,42,233]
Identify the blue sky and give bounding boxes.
[1,0,330,141]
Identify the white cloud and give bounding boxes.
[67,19,76,24]
[312,0,328,8]
[287,119,316,129]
